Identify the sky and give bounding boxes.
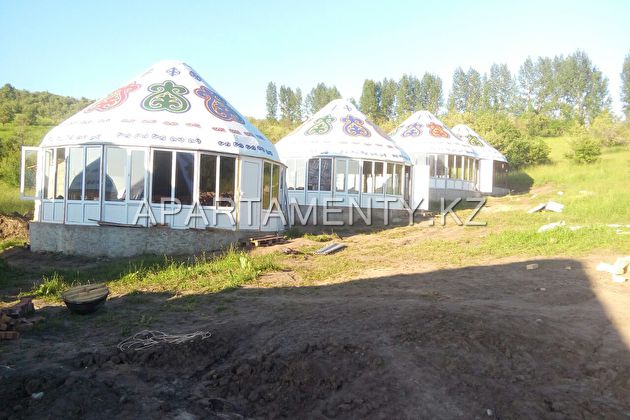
[1,0,629,118]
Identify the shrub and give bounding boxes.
[565,135,601,164]
[589,113,629,147]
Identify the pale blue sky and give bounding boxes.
[1,0,629,117]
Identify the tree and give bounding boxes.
[465,68,482,113]
[518,57,536,113]
[0,104,14,125]
[447,67,467,113]
[554,50,610,123]
[621,52,630,117]
[395,74,423,119]
[265,82,278,120]
[418,73,443,114]
[359,79,380,121]
[380,78,397,120]
[290,88,303,122]
[304,83,341,115]
[486,63,515,112]
[278,86,291,122]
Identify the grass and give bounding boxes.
[25,249,281,301]
[0,181,33,215]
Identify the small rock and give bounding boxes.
[119,395,128,404]
[526,263,539,270]
[31,392,44,400]
[565,266,572,270]
[539,287,546,291]
[486,408,493,416]
[535,318,543,324]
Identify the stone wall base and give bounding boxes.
[29,222,261,258]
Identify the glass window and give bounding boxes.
[218,156,236,207]
[385,163,394,195]
[44,149,54,199]
[286,159,296,190]
[429,155,436,177]
[295,159,306,190]
[175,152,194,205]
[347,160,360,194]
[199,154,217,206]
[152,150,173,204]
[22,149,38,198]
[335,159,347,193]
[436,155,446,178]
[404,165,411,202]
[84,148,101,201]
[395,164,403,195]
[448,155,456,179]
[105,147,126,201]
[263,161,272,208]
[54,148,66,199]
[271,163,280,205]
[320,158,332,191]
[363,161,373,193]
[307,158,319,191]
[130,150,145,201]
[67,147,84,201]
[374,162,384,194]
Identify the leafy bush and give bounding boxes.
[522,113,567,137]
[589,113,629,147]
[565,135,601,164]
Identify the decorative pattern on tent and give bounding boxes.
[275,99,410,164]
[341,115,371,137]
[39,60,280,161]
[451,124,507,162]
[305,115,335,135]
[390,111,477,157]
[141,80,190,113]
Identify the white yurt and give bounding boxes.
[451,124,509,196]
[390,111,479,209]
[275,99,412,222]
[20,60,285,257]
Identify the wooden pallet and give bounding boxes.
[249,234,287,247]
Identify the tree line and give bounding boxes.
[262,50,630,168]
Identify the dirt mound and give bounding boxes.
[0,213,28,241]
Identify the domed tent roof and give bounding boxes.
[451,124,507,162]
[390,111,477,158]
[276,99,410,164]
[39,60,280,162]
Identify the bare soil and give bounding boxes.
[1,250,629,419]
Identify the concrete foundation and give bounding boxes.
[29,222,261,258]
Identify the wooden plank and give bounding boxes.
[0,330,19,340]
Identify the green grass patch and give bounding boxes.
[0,181,33,215]
[303,233,340,242]
[25,249,281,301]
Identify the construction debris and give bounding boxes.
[249,234,287,247]
[596,256,630,283]
[0,298,45,340]
[537,221,565,233]
[527,201,564,213]
[314,243,347,255]
[281,247,303,255]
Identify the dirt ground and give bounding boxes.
[1,246,629,419]
[0,213,28,241]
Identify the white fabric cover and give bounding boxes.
[451,124,508,162]
[39,60,280,161]
[276,99,410,164]
[390,111,478,158]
